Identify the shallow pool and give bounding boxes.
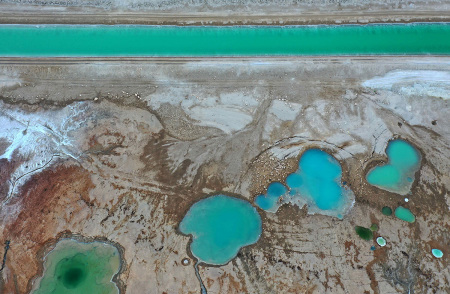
[254,182,287,212]
[432,249,443,258]
[255,149,354,219]
[180,194,262,265]
[367,139,421,195]
[395,206,416,223]
[32,239,120,294]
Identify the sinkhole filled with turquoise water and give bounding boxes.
[0,23,449,56]
[394,206,416,223]
[32,239,121,294]
[367,139,421,195]
[432,249,443,258]
[255,149,354,219]
[179,195,262,265]
[254,182,287,212]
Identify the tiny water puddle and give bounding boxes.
[367,139,421,195]
[32,239,120,294]
[376,237,386,247]
[432,249,443,258]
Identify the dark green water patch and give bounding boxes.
[32,239,120,294]
[382,206,393,216]
[56,256,87,289]
[0,24,449,56]
[355,226,374,241]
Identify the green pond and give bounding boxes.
[355,226,373,241]
[32,239,121,294]
[0,24,449,56]
[381,206,393,216]
[180,194,262,266]
[367,140,421,195]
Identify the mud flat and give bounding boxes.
[0,55,448,293]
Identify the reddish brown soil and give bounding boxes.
[0,164,94,294]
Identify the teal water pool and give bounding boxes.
[432,249,443,258]
[0,24,449,56]
[255,149,354,219]
[255,182,287,212]
[395,206,416,223]
[32,239,120,294]
[367,140,421,195]
[179,195,262,266]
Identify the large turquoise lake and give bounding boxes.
[180,195,262,265]
[0,24,449,56]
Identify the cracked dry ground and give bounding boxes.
[0,58,449,293]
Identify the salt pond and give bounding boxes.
[180,194,262,265]
[255,149,354,219]
[32,239,120,294]
[395,206,416,223]
[432,249,443,258]
[254,182,287,212]
[376,237,387,247]
[0,24,449,56]
[367,139,421,195]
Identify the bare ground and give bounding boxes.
[0,57,448,293]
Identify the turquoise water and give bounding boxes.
[0,24,449,56]
[367,140,421,195]
[179,195,262,265]
[432,249,443,258]
[285,149,354,218]
[394,206,416,223]
[376,237,386,247]
[32,239,120,294]
[255,182,287,212]
[255,149,354,218]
